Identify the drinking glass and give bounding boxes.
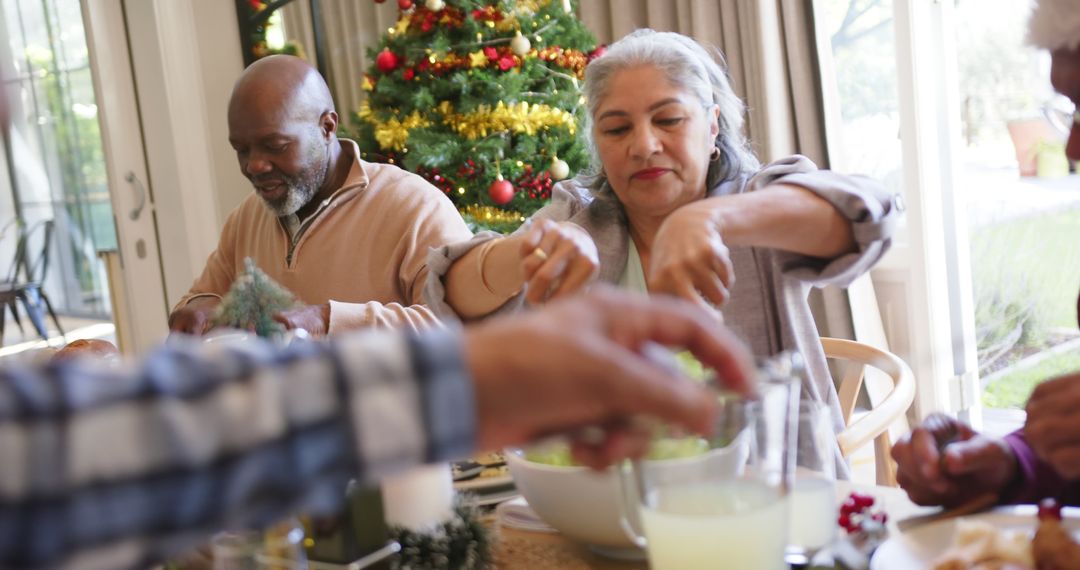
[786,401,838,566]
[617,353,799,570]
[211,529,261,570]
[212,518,308,570]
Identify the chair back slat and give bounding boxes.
[836,361,867,424]
[25,220,54,284]
[4,222,29,284]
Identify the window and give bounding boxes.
[814,0,1080,432]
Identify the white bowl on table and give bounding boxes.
[504,448,640,558]
[505,435,749,560]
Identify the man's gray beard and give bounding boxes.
[262,181,316,217]
[259,139,330,217]
[259,161,324,217]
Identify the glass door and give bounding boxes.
[0,0,114,319]
[0,0,170,353]
[953,0,1080,435]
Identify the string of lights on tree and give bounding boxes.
[349,0,605,232]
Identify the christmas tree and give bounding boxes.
[349,0,602,233]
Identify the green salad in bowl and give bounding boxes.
[525,436,709,467]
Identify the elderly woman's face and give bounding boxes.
[593,65,719,220]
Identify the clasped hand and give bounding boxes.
[891,413,1016,508]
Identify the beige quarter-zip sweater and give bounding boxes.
[174,139,472,331]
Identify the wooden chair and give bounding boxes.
[823,337,915,487]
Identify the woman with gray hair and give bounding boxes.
[426,29,900,459]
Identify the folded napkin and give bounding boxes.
[496,497,558,534]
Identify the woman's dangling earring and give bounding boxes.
[709,146,721,162]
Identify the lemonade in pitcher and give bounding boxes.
[640,479,787,570]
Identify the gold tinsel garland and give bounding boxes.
[445,101,576,139]
[358,101,576,151]
[357,105,431,151]
[460,205,527,225]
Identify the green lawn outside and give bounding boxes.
[982,350,1080,409]
[971,207,1080,409]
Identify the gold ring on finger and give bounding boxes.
[531,247,549,261]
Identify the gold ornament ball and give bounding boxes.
[425,0,444,10]
[549,157,570,180]
[510,32,532,57]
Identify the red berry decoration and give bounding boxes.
[839,490,887,535]
[488,178,514,205]
[589,44,607,61]
[375,49,399,74]
[398,0,413,10]
[1038,498,1063,521]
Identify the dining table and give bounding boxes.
[486,481,934,569]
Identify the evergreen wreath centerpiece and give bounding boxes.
[389,497,492,570]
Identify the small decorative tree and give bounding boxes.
[212,257,300,338]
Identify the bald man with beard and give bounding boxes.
[169,55,471,335]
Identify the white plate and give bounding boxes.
[871,505,1080,569]
[453,473,514,491]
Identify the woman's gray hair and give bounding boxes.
[581,29,759,196]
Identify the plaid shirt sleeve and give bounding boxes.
[0,327,475,569]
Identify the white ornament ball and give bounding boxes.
[510,32,532,57]
[549,157,570,181]
[425,0,444,10]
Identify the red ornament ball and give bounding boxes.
[589,44,607,61]
[488,179,514,205]
[398,0,413,10]
[376,49,399,74]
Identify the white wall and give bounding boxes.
[123,0,247,308]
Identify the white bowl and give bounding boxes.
[505,437,749,559]
[505,448,639,557]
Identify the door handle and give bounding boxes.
[124,171,148,220]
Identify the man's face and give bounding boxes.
[228,105,328,217]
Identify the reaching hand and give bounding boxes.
[518,219,599,305]
[648,200,734,314]
[463,286,754,468]
[274,304,330,338]
[1025,372,1080,479]
[891,413,1016,507]
[167,296,221,335]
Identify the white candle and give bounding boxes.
[380,463,454,531]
